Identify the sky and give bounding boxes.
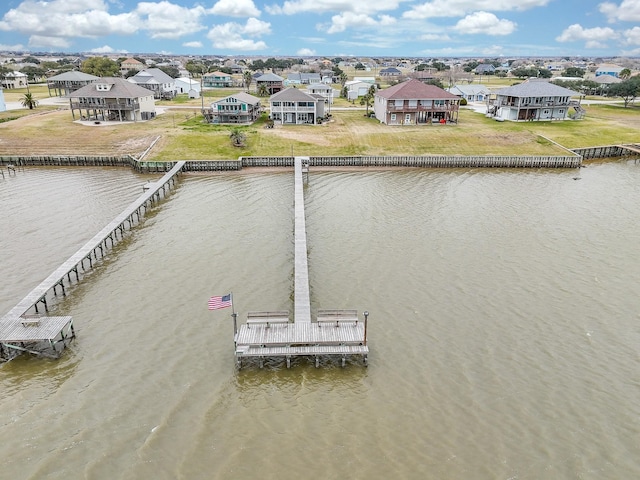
[0,0,639,57]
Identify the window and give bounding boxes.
[405,114,411,123]
[390,113,396,122]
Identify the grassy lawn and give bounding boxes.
[1,83,639,160]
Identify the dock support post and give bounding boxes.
[363,311,368,346]
[286,356,291,368]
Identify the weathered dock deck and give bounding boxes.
[234,158,369,368]
[0,161,186,361]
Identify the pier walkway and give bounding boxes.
[0,161,185,361]
[234,158,369,368]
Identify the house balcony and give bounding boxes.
[70,100,140,110]
[272,106,316,113]
[389,104,458,112]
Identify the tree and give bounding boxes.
[355,62,366,70]
[229,128,247,147]
[562,67,585,78]
[158,65,180,78]
[339,72,348,87]
[243,70,253,92]
[360,85,376,116]
[619,68,632,80]
[257,83,268,97]
[81,57,120,77]
[608,77,640,107]
[21,92,38,110]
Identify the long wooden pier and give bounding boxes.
[234,158,369,368]
[0,161,186,361]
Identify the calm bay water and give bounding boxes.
[1,163,639,479]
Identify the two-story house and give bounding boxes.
[269,88,325,125]
[47,71,99,97]
[120,57,145,76]
[202,71,233,88]
[1,71,28,89]
[486,79,583,121]
[203,92,262,124]
[68,77,156,122]
[128,68,176,99]
[256,73,284,95]
[374,79,460,125]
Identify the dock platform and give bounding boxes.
[1,161,185,362]
[234,158,369,368]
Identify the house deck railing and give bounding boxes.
[70,100,140,110]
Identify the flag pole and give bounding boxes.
[230,292,237,337]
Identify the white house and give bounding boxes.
[269,88,325,125]
[174,77,201,98]
[344,80,375,100]
[1,71,28,89]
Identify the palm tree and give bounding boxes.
[339,72,348,87]
[360,85,376,116]
[21,92,38,110]
[619,68,631,80]
[243,71,253,93]
[257,83,268,97]
[229,128,247,147]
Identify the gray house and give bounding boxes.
[128,68,176,99]
[69,77,156,122]
[447,84,491,102]
[47,71,99,97]
[486,79,584,121]
[269,88,325,125]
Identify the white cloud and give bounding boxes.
[404,0,551,19]
[90,45,115,53]
[136,2,207,39]
[454,12,516,35]
[206,18,270,50]
[297,47,316,55]
[0,43,26,51]
[324,12,397,34]
[183,41,203,48]
[267,0,407,15]
[599,0,640,22]
[211,0,260,17]
[482,45,504,55]
[623,26,640,45]
[556,23,618,48]
[419,33,450,41]
[28,35,71,49]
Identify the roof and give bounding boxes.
[593,74,622,84]
[47,71,99,81]
[129,68,175,85]
[121,58,144,65]
[380,67,401,73]
[447,84,490,95]
[204,71,231,77]
[495,79,579,97]
[376,79,459,100]
[68,77,155,99]
[596,64,623,72]
[213,92,261,105]
[257,72,284,82]
[269,87,320,102]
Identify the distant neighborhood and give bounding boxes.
[1,53,639,126]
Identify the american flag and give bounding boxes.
[208,294,232,310]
